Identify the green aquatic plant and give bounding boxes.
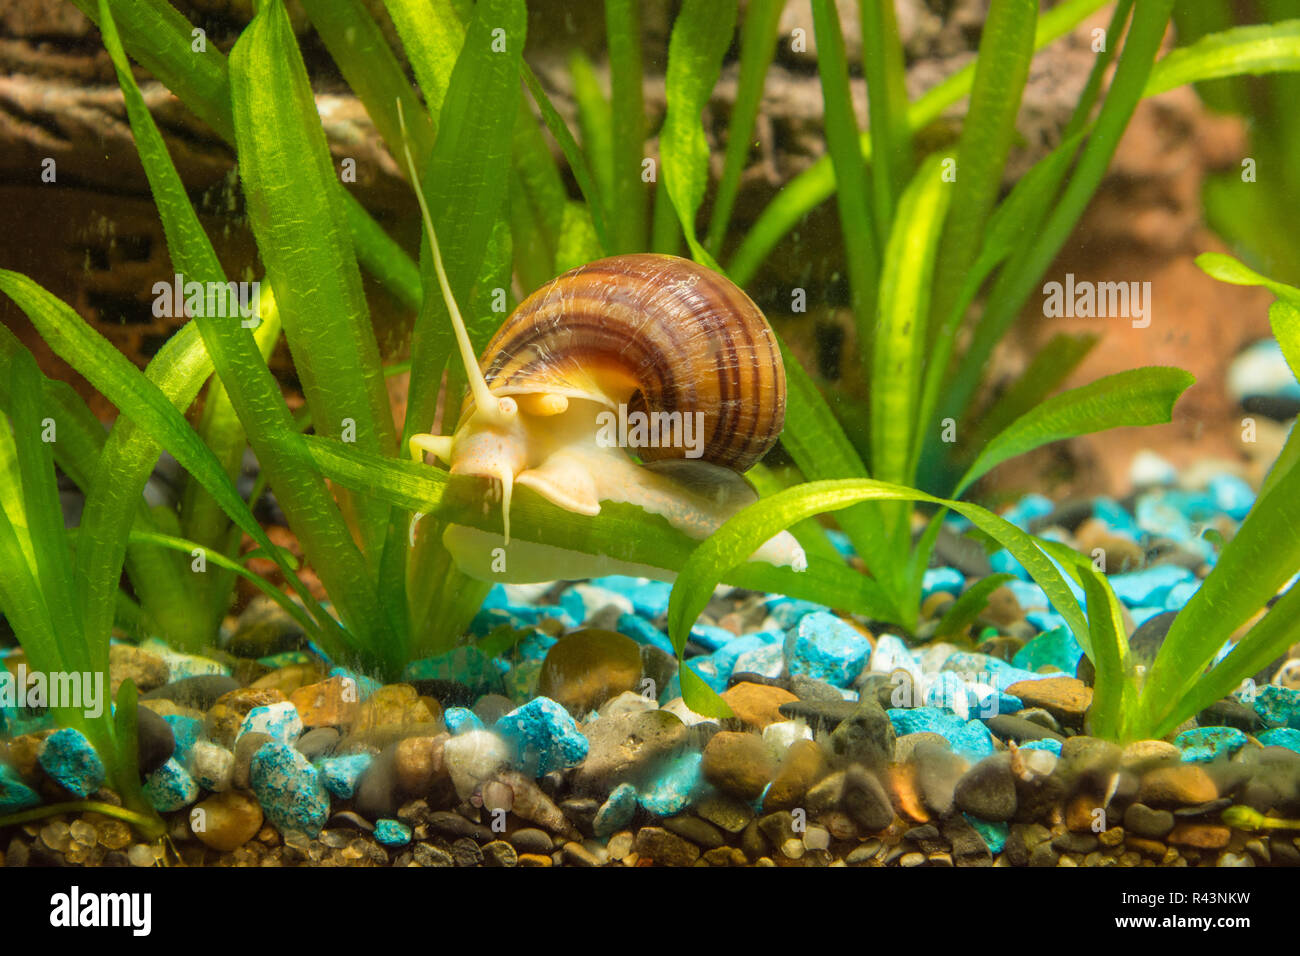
[670,254,1300,729]
[2,0,1300,733]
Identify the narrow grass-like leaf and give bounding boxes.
[942,0,1174,429]
[1145,19,1300,97]
[705,0,786,256]
[660,0,736,268]
[859,0,912,233]
[1137,444,1300,737]
[1077,564,1134,741]
[811,0,878,323]
[934,572,1016,639]
[96,0,353,649]
[522,65,611,255]
[872,154,951,490]
[8,350,86,671]
[300,0,435,165]
[954,368,1194,497]
[69,0,422,310]
[964,332,1100,457]
[605,0,647,253]
[300,436,891,617]
[928,0,1036,350]
[569,51,615,207]
[667,479,1090,667]
[382,0,465,130]
[1162,582,1300,739]
[231,0,396,565]
[726,0,1110,285]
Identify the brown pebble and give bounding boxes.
[721,682,799,730]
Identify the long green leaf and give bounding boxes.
[872,154,951,489]
[230,0,396,565]
[1145,19,1300,97]
[810,0,878,324]
[660,0,737,268]
[605,0,647,254]
[1137,438,1300,737]
[859,0,911,234]
[928,0,1036,351]
[705,0,787,256]
[726,0,1111,286]
[666,478,1092,714]
[1077,564,1134,741]
[954,367,1194,497]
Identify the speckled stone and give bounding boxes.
[374,819,412,847]
[783,612,872,687]
[37,728,105,798]
[0,762,41,813]
[1174,726,1247,762]
[593,782,638,837]
[496,696,588,776]
[638,751,704,817]
[249,740,330,837]
[144,757,200,811]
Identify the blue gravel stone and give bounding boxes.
[888,707,966,739]
[162,714,203,765]
[766,597,830,629]
[1002,494,1054,530]
[690,623,737,653]
[38,728,105,798]
[1091,497,1141,539]
[1007,580,1049,612]
[1025,610,1069,633]
[404,647,505,697]
[1108,565,1195,607]
[238,702,302,746]
[1020,739,1063,757]
[713,632,782,680]
[496,697,589,776]
[661,658,727,702]
[952,719,996,762]
[1164,580,1201,611]
[328,667,380,701]
[318,753,372,799]
[0,762,41,813]
[942,652,1051,693]
[1258,728,1300,754]
[922,567,965,600]
[1129,606,1167,627]
[871,633,920,675]
[591,577,673,619]
[1135,493,1196,543]
[250,740,330,837]
[1209,474,1255,520]
[784,612,871,688]
[963,814,1008,853]
[1175,726,1247,762]
[638,751,703,817]
[443,706,486,735]
[1254,685,1300,730]
[374,819,412,847]
[1012,626,1081,674]
[594,782,638,837]
[924,671,971,718]
[143,757,199,811]
[518,629,558,664]
[990,549,1031,581]
[615,613,676,655]
[730,642,785,679]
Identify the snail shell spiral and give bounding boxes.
[467,253,786,472]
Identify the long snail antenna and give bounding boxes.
[395,98,514,428]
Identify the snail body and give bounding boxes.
[402,145,802,581]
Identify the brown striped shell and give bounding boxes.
[465,254,786,472]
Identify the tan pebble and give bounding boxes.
[538,630,642,714]
[1168,823,1231,849]
[722,682,799,730]
[1139,765,1218,806]
[191,791,264,853]
[1006,677,1093,723]
[517,853,552,867]
[884,763,929,824]
[289,677,361,728]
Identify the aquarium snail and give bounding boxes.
[399,115,803,581]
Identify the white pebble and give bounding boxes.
[443,730,510,800]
